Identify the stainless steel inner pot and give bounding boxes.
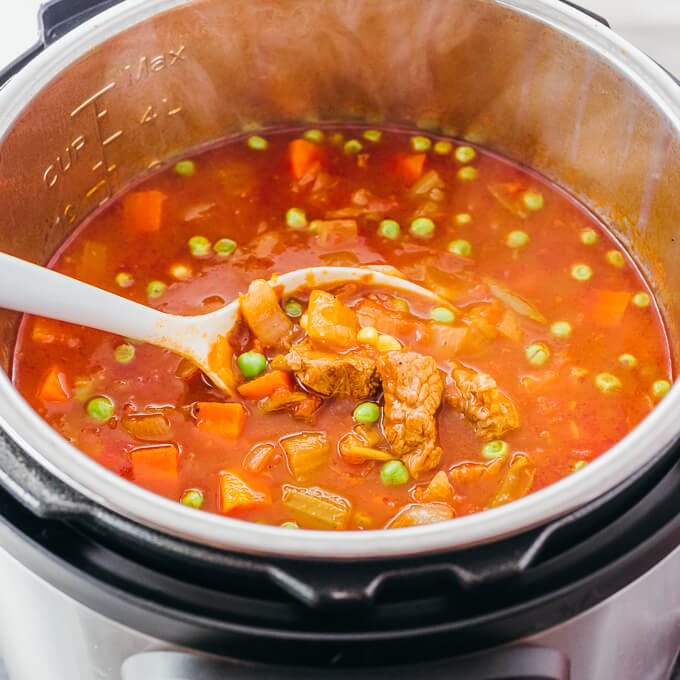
[0,0,678,559]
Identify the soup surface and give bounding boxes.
[12,127,672,530]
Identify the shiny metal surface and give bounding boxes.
[0,0,679,557]
[1,542,679,679]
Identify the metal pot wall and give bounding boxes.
[0,0,679,561]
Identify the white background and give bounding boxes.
[0,1,679,75]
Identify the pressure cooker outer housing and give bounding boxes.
[0,0,679,560]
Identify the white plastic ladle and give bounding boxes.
[0,255,448,395]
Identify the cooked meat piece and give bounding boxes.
[377,351,444,477]
[239,279,293,349]
[271,342,380,400]
[306,290,358,351]
[445,362,519,440]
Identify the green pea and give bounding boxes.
[363,129,382,142]
[181,489,204,509]
[344,139,363,154]
[482,439,509,460]
[448,239,472,257]
[580,228,598,245]
[86,396,114,423]
[618,353,637,368]
[651,379,671,401]
[410,217,435,237]
[454,145,476,163]
[379,219,400,240]
[214,238,237,256]
[457,166,478,181]
[550,321,572,338]
[284,299,303,318]
[595,372,622,393]
[571,264,592,281]
[146,280,166,299]
[431,306,455,324]
[174,160,195,177]
[114,343,135,364]
[455,213,472,225]
[380,460,409,486]
[605,250,625,268]
[526,342,550,366]
[353,402,380,423]
[411,136,431,152]
[632,292,650,308]
[330,132,344,146]
[247,135,268,150]
[433,140,453,155]
[281,521,299,529]
[286,207,308,229]
[188,235,211,257]
[506,230,529,248]
[303,129,324,143]
[237,351,267,380]
[522,190,544,211]
[115,272,134,288]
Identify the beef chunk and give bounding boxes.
[271,343,380,400]
[445,363,519,440]
[377,351,444,477]
[239,279,293,348]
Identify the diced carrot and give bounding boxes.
[218,469,271,514]
[590,290,630,327]
[393,153,426,183]
[79,241,108,280]
[237,370,292,400]
[131,445,178,481]
[194,402,247,439]
[123,190,166,232]
[287,139,322,179]
[38,366,69,402]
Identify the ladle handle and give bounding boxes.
[0,253,171,342]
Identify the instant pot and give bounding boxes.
[0,0,680,678]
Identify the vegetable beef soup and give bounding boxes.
[12,127,672,530]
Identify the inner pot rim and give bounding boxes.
[0,0,679,559]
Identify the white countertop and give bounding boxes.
[0,1,679,75]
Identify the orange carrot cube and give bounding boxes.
[194,402,247,439]
[393,153,426,183]
[38,366,69,402]
[131,445,178,481]
[237,371,292,400]
[287,139,321,179]
[123,190,166,232]
[218,469,271,514]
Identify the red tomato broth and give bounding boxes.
[11,127,672,529]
